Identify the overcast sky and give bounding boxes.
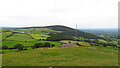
[0,0,119,28]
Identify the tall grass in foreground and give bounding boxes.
[2,46,118,66]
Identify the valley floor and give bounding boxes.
[2,46,118,66]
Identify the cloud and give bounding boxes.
[0,0,119,28]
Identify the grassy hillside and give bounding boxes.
[2,25,104,41]
[46,25,103,40]
[1,25,104,47]
[2,46,118,66]
[1,25,118,53]
[1,26,119,66]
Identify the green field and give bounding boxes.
[5,33,36,41]
[2,32,13,40]
[30,34,50,40]
[10,28,62,34]
[2,46,118,66]
[60,40,91,46]
[1,28,63,53]
[1,49,18,53]
[0,32,2,40]
[10,29,33,33]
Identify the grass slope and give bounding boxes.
[2,46,118,66]
[46,25,103,39]
[5,33,35,41]
[2,32,13,40]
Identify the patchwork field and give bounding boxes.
[1,25,119,66]
[2,32,13,40]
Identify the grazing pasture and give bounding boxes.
[2,32,13,40]
[0,32,2,40]
[2,46,118,66]
[10,29,33,33]
[60,40,91,46]
[5,33,36,41]
[30,34,50,40]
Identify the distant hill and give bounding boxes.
[45,25,103,41]
[80,28,118,39]
[1,25,104,41]
[20,25,104,40]
[1,27,23,29]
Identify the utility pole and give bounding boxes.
[75,24,77,41]
[75,24,78,46]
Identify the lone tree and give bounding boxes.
[33,43,43,48]
[14,44,24,51]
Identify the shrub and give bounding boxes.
[33,43,43,48]
[90,43,96,46]
[24,49,28,50]
[14,44,24,51]
[2,45,8,49]
[14,44,22,49]
[18,46,24,51]
[68,41,71,43]
[43,42,51,47]
[76,43,82,46]
[51,44,55,47]
[103,44,107,47]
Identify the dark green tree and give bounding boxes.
[43,42,51,47]
[14,44,24,51]
[2,45,8,49]
[51,44,55,47]
[33,43,43,48]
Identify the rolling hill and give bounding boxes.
[1,25,118,66]
[1,25,113,49]
[45,25,103,41]
[2,25,103,41]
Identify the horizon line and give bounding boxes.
[0,25,118,29]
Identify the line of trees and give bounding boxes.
[32,42,55,49]
[1,42,56,51]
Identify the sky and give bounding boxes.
[0,0,119,28]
